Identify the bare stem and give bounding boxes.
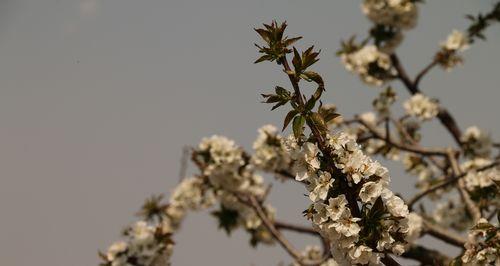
[414,60,438,88]
[274,221,320,236]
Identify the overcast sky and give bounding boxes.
[0,0,499,265]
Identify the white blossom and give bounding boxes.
[361,0,419,30]
[461,126,493,158]
[441,30,469,52]
[403,93,439,121]
[359,181,383,204]
[251,125,291,172]
[308,171,334,201]
[292,142,321,181]
[326,195,349,221]
[341,45,393,86]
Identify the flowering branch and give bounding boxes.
[407,159,500,209]
[101,2,500,266]
[390,53,463,145]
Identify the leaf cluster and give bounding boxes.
[466,2,500,43]
[254,21,302,64]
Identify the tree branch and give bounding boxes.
[390,54,463,145]
[422,219,467,247]
[401,244,452,266]
[414,60,438,88]
[243,194,327,266]
[274,221,319,236]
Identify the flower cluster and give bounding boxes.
[251,125,291,173]
[462,218,500,266]
[291,246,339,266]
[433,198,472,232]
[289,131,420,265]
[402,153,438,192]
[437,30,470,70]
[462,158,500,191]
[403,93,439,121]
[103,221,173,266]
[361,0,419,30]
[340,45,394,86]
[461,126,493,159]
[194,135,275,243]
[102,176,213,266]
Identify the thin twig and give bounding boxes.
[244,195,326,266]
[414,60,438,88]
[381,255,401,266]
[274,221,319,236]
[178,146,191,181]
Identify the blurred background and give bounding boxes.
[0,0,499,265]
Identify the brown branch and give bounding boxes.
[414,60,438,88]
[381,255,402,266]
[274,221,319,236]
[244,195,327,266]
[422,219,467,247]
[401,244,452,266]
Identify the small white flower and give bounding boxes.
[385,195,409,217]
[331,210,361,237]
[326,195,348,221]
[348,245,374,265]
[313,202,329,225]
[294,142,321,181]
[461,126,492,158]
[342,45,393,86]
[403,93,439,121]
[359,181,383,203]
[106,241,128,261]
[361,0,419,30]
[441,30,469,52]
[308,171,334,202]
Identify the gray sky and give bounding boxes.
[0,0,499,265]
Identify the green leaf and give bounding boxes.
[323,111,341,123]
[292,115,305,139]
[292,47,302,73]
[310,112,327,132]
[275,86,289,97]
[302,71,323,85]
[271,101,287,110]
[283,110,299,131]
[304,97,316,112]
[254,54,273,64]
[284,36,302,47]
